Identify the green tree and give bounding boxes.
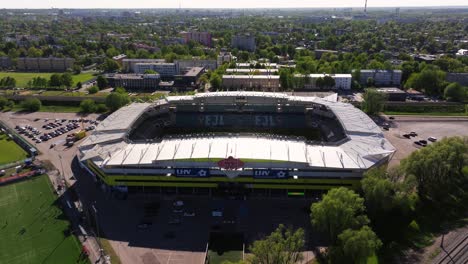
[323,75,336,89]
[144,69,158,74]
[49,74,62,87]
[0,96,8,109]
[102,58,120,72]
[361,89,387,115]
[248,224,305,264]
[61,73,73,88]
[405,69,446,96]
[332,226,382,264]
[105,91,130,111]
[444,83,466,102]
[88,86,99,94]
[366,77,375,87]
[209,73,222,90]
[311,187,369,244]
[21,98,41,112]
[401,137,468,216]
[96,75,108,90]
[80,99,97,113]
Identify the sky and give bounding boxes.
[2,0,467,9]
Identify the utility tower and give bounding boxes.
[364,0,368,15]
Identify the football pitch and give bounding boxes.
[0,134,28,165]
[0,175,87,264]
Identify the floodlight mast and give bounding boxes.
[364,0,368,14]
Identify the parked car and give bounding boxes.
[212,209,223,217]
[173,201,184,207]
[403,134,411,139]
[409,132,418,137]
[419,139,428,144]
[168,218,181,225]
[428,137,437,142]
[183,211,196,217]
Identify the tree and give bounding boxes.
[49,74,62,87]
[102,58,120,72]
[323,75,336,89]
[0,76,16,88]
[144,69,158,74]
[444,83,466,102]
[332,226,382,264]
[401,137,468,216]
[0,96,8,109]
[311,187,369,244]
[210,73,222,90]
[73,65,82,74]
[105,91,130,111]
[21,98,41,112]
[366,77,375,87]
[61,73,73,88]
[76,81,82,89]
[80,99,97,113]
[248,224,305,264]
[405,69,446,96]
[88,86,99,94]
[96,75,108,90]
[361,89,387,115]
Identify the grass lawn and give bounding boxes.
[0,175,87,264]
[384,111,468,116]
[0,133,28,165]
[0,72,95,87]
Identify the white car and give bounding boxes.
[212,209,223,217]
[428,137,437,142]
[173,200,184,207]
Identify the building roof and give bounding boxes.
[222,75,280,79]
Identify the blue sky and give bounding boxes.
[2,0,467,9]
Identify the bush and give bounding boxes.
[105,92,130,111]
[80,99,97,113]
[0,96,7,109]
[88,86,99,94]
[96,104,108,113]
[21,98,41,112]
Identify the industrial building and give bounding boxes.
[132,62,178,77]
[105,74,161,91]
[122,58,167,72]
[78,92,395,197]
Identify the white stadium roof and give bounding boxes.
[79,92,395,174]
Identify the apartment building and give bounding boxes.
[231,35,256,52]
[222,75,280,91]
[17,57,75,72]
[357,69,402,87]
[180,31,212,47]
[217,51,234,66]
[0,57,12,69]
[294,74,352,90]
[175,59,217,71]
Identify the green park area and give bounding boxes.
[0,175,87,264]
[0,133,28,165]
[0,72,95,88]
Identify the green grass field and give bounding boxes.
[0,134,28,165]
[0,175,87,264]
[0,72,95,88]
[10,104,82,113]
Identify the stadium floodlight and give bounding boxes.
[293,175,298,180]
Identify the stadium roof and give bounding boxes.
[79,92,395,173]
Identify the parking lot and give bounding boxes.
[383,116,468,167]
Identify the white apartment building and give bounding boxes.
[294,74,352,90]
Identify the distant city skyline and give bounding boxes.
[2,0,468,9]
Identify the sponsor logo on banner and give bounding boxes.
[218,156,244,170]
[253,169,289,179]
[175,168,210,177]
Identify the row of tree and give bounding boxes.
[26,73,74,89]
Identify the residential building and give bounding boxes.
[133,63,178,77]
[175,59,217,71]
[174,67,205,89]
[294,74,352,90]
[0,57,12,69]
[16,57,75,72]
[231,35,256,52]
[446,73,468,86]
[105,74,161,90]
[235,63,279,69]
[112,54,127,64]
[226,69,278,75]
[222,75,280,91]
[357,69,402,87]
[180,31,212,47]
[217,51,234,66]
[122,59,166,72]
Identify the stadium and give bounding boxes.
[78,92,395,197]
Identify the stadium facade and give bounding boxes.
[78,92,395,197]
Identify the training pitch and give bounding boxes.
[0,175,87,264]
[0,133,28,165]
